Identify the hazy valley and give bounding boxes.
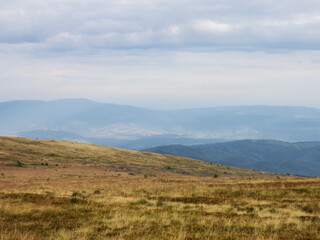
[2,99,320,177]
[2,99,320,146]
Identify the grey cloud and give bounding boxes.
[0,0,320,51]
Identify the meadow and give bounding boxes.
[0,137,319,239]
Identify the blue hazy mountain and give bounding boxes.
[143,140,320,176]
[1,99,320,146]
[16,130,226,150]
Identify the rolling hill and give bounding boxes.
[0,136,267,177]
[1,137,319,240]
[144,140,320,176]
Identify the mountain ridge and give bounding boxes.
[2,99,320,145]
[143,139,320,176]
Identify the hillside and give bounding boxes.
[2,99,320,146]
[0,136,265,177]
[0,137,320,240]
[1,137,320,240]
[144,140,320,176]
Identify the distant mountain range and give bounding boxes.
[1,99,320,149]
[144,140,320,176]
[16,130,225,150]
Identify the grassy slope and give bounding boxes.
[0,136,269,177]
[1,137,320,239]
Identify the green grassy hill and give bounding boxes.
[0,136,268,177]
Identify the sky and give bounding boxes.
[0,0,320,109]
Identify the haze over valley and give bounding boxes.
[1,99,320,176]
[2,99,320,150]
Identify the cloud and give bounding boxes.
[1,48,319,109]
[0,0,320,52]
[192,20,235,34]
[0,0,320,109]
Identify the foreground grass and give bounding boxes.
[0,166,319,240]
[0,137,319,239]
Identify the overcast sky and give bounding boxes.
[0,0,319,109]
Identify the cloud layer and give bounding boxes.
[1,0,320,52]
[0,0,319,109]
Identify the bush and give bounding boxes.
[17,161,24,167]
[72,191,84,198]
[157,197,165,207]
[130,198,149,206]
[137,199,148,205]
[170,220,181,226]
[246,207,255,213]
[45,191,54,196]
[301,202,320,213]
[94,190,101,194]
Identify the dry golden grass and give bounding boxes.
[0,136,269,177]
[0,137,319,239]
